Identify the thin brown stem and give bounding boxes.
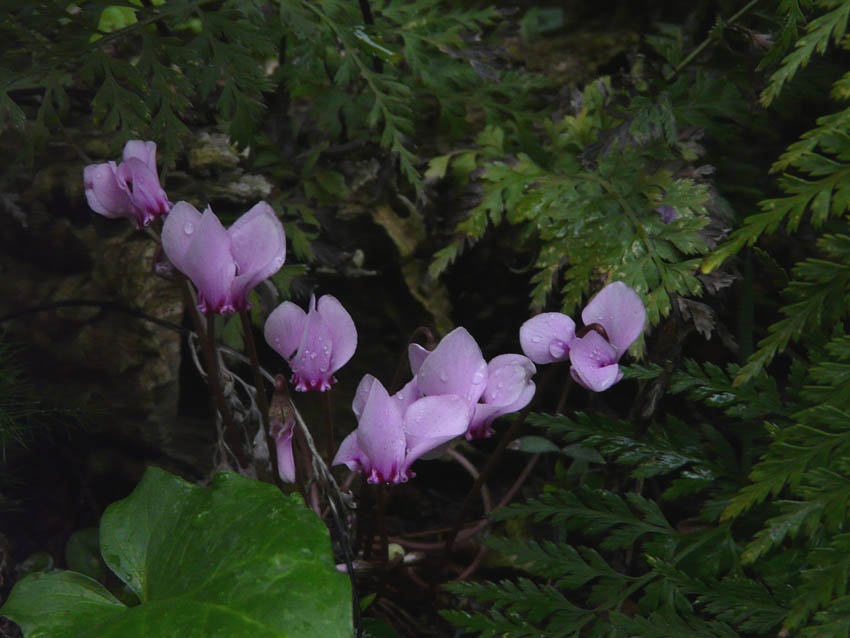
[239,310,283,489]
[444,404,533,553]
[376,483,389,563]
[323,390,335,462]
[205,314,247,468]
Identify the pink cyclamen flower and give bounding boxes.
[408,327,536,439]
[271,420,296,483]
[520,281,646,392]
[655,204,680,224]
[161,201,286,314]
[332,375,469,484]
[264,294,357,392]
[83,140,171,228]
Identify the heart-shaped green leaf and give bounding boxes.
[1,467,352,637]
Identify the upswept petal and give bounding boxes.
[161,201,203,274]
[317,295,357,373]
[519,312,575,364]
[408,344,430,375]
[84,163,131,219]
[122,140,157,172]
[416,327,488,404]
[290,300,335,391]
[481,354,536,407]
[402,394,470,471]
[332,430,366,473]
[581,282,646,357]
[264,301,307,361]
[116,158,170,226]
[356,379,406,483]
[467,403,503,439]
[352,374,378,419]
[569,331,621,392]
[183,207,236,313]
[273,424,296,483]
[467,355,536,439]
[467,382,536,439]
[229,202,286,309]
[392,377,421,414]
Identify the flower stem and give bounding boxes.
[179,280,245,467]
[376,483,389,563]
[323,390,335,463]
[239,310,283,489]
[204,313,248,468]
[444,404,532,554]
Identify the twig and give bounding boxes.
[667,0,763,80]
[239,310,283,488]
[444,403,533,553]
[203,313,247,468]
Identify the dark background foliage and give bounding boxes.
[2,0,850,635]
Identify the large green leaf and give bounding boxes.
[1,467,352,637]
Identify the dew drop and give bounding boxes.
[472,371,485,384]
[531,336,542,343]
[309,352,317,359]
[183,222,194,235]
[439,372,448,383]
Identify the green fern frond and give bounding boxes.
[734,234,850,384]
[492,486,675,550]
[760,0,850,106]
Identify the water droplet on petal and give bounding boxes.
[472,371,484,384]
[531,336,542,343]
[183,222,194,235]
[439,372,448,383]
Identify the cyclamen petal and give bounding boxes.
[569,330,622,392]
[581,281,646,358]
[352,374,378,419]
[402,395,470,474]
[356,379,406,484]
[84,163,131,219]
[408,343,430,375]
[83,140,170,228]
[162,201,286,315]
[265,294,357,392]
[182,208,237,314]
[333,376,469,484]
[416,327,488,404]
[290,302,335,391]
[271,422,296,483]
[467,354,536,439]
[115,158,169,227]
[263,302,307,362]
[229,202,287,310]
[333,431,366,473]
[519,312,575,364]
[656,204,680,224]
[518,281,645,393]
[318,295,358,373]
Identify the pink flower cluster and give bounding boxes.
[84,141,648,487]
[332,328,536,484]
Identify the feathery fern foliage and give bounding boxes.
[427,48,733,335]
[444,2,850,636]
